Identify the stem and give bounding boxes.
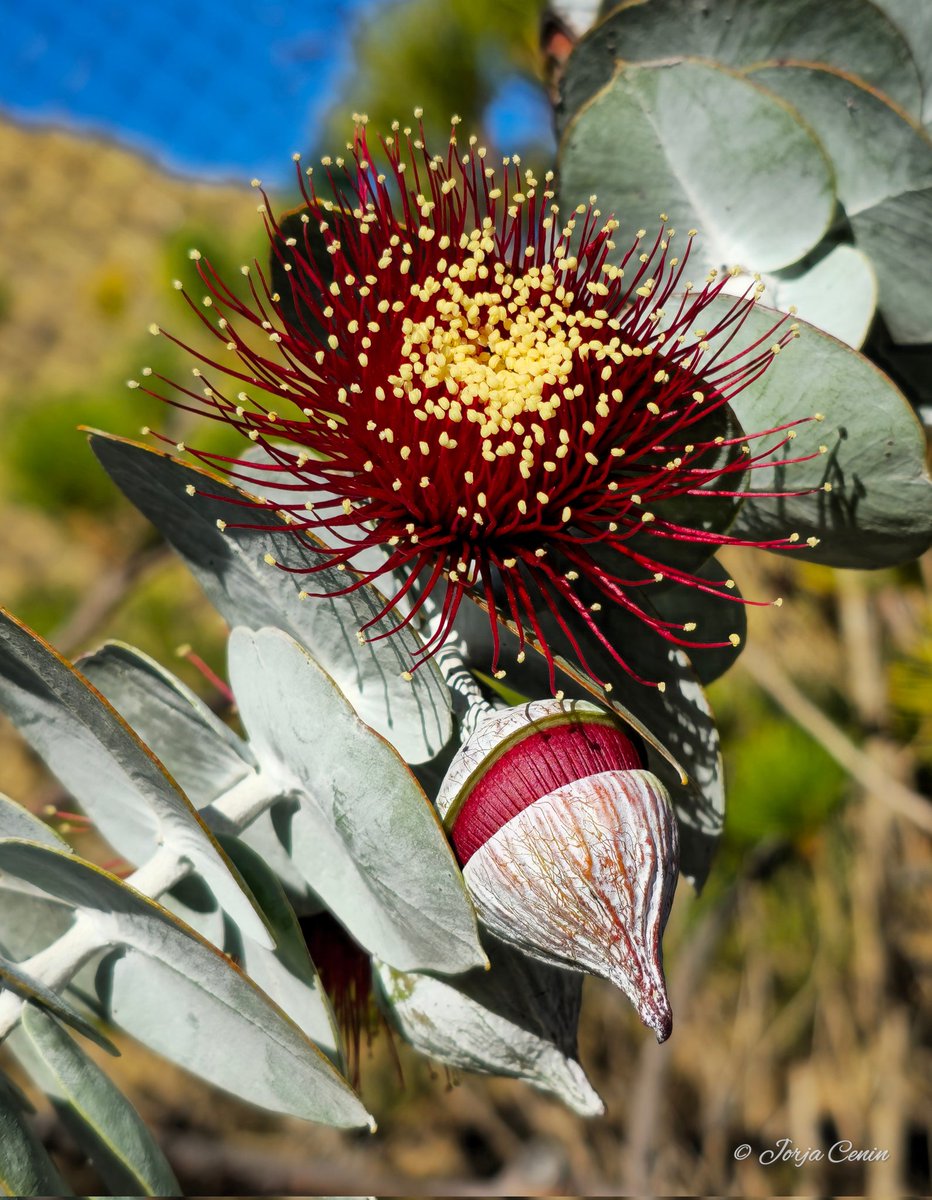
[421,595,498,738]
[0,774,283,1041]
[204,768,288,833]
[0,914,102,1034]
[123,841,192,899]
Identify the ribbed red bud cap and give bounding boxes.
[437,701,678,1042]
[451,717,644,864]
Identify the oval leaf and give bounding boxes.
[376,933,603,1117]
[748,62,932,343]
[0,841,371,1128]
[87,431,452,764]
[228,626,485,975]
[724,245,878,349]
[559,59,835,274]
[563,0,922,127]
[14,1005,179,1196]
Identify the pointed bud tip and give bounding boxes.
[654,1008,673,1044]
[637,991,673,1043]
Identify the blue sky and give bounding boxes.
[1,0,550,186]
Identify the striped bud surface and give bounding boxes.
[437,700,679,1041]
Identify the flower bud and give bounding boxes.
[437,700,679,1042]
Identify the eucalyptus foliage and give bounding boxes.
[1,2,931,1192]
[556,0,932,364]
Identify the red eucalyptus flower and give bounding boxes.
[139,114,825,688]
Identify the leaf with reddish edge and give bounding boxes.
[0,609,273,948]
[706,300,932,565]
[452,595,686,774]
[0,840,372,1128]
[869,0,932,126]
[564,0,922,129]
[375,932,604,1117]
[559,59,836,275]
[87,430,452,765]
[747,63,932,344]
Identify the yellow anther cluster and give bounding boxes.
[385,236,626,470]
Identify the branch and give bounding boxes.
[51,541,169,657]
[738,644,932,835]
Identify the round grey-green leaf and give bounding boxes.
[709,298,932,565]
[566,0,922,127]
[732,245,878,349]
[559,59,836,274]
[748,62,932,344]
[14,1005,179,1196]
[0,878,74,962]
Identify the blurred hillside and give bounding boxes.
[0,116,265,799]
[0,118,275,402]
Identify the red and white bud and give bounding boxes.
[437,699,679,1042]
